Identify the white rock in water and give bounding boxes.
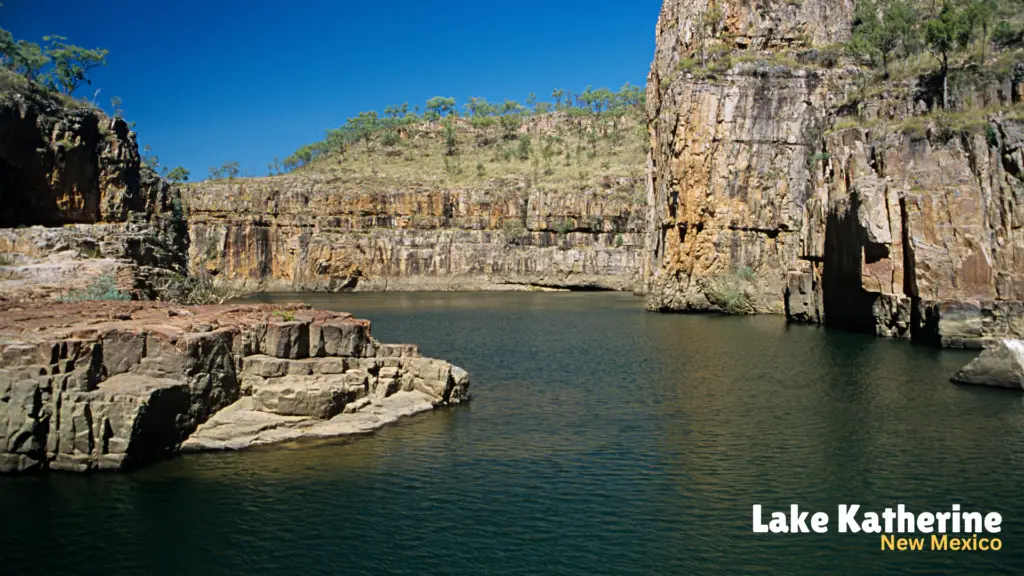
[952,339,1024,390]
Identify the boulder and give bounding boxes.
[952,339,1024,390]
[251,375,356,419]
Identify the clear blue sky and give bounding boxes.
[3,0,662,179]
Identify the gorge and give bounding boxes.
[2,0,1024,476]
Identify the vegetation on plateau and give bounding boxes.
[266,85,649,192]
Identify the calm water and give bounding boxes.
[2,292,1023,575]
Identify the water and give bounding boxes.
[2,292,1022,575]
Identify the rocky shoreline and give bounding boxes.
[0,302,469,473]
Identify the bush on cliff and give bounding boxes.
[152,270,247,305]
[58,274,131,302]
[702,274,757,315]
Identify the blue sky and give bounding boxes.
[3,0,662,179]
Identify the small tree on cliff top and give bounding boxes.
[43,35,107,95]
[167,166,190,184]
[926,0,971,109]
[850,0,917,79]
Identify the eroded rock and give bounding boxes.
[0,302,470,473]
[645,0,1024,346]
[952,340,1024,390]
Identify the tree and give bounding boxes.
[209,161,240,180]
[442,118,459,157]
[850,0,916,78]
[968,0,998,63]
[926,0,970,108]
[345,111,380,150]
[993,20,1024,49]
[517,134,532,161]
[43,35,107,95]
[425,96,456,121]
[849,0,881,65]
[0,28,14,66]
[578,86,594,113]
[618,83,644,108]
[166,166,190,183]
[110,96,123,117]
[876,0,916,78]
[591,87,614,114]
[551,89,565,110]
[13,40,48,80]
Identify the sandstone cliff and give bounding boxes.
[0,74,187,301]
[183,175,644,292]
[646,0,1024,347]
[0,302,470,472]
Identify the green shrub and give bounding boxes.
[59,273,131,302]
[703,273,756,315]
[273,310,297,322]
[554,219,574,235]
[987,124,999,147]
[993,21,1023,49]
[517,135,532,161]
[808,152,832,167]
[502,218,527,244]
[615,234,625,248]
[736,266,756,281]
[381,130,401,147]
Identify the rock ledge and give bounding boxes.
[0,301,470,472]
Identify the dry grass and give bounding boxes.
[288,111,648,197]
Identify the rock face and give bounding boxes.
[645,0,1024,347]
[0,302,469,473]
[0,82,187,302]
[183,176,644,292]
[952,339,1024,390]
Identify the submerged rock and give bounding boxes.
[0,302,470,473]
[952,340,1024,390]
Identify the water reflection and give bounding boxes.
[2,293,1022,575]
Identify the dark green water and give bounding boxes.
[2,292,1023,575]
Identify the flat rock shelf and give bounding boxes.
[0,301,470,473]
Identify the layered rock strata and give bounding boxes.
[183,176,644,292]
[0,302,469,473]
[645,0,1024,347]
[0,82,187,302]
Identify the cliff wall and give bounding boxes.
[646,0,1024,347]
[0,77,187,301]
[184,176,645,292]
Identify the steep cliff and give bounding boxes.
[0,71,187,301]
[184,175,644,292]
[646,0,1024,347]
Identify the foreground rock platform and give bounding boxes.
[0,301,469,473]
[952,339,1024,391]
